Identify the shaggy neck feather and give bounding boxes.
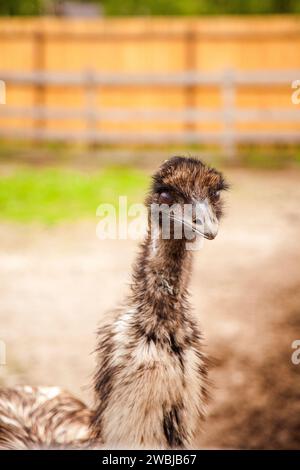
[129,227,192,332]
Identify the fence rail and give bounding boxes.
[1,69,300,86]
[0,69,300,151]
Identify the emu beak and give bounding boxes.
[192,199,219,240]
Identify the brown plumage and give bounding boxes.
[0,386,91,449]
[91,157,228,448]
[0,157,228,449]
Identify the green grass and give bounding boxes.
[235,144,300,169]
[0,167,148,224]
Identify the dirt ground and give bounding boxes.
[1,168,300,449]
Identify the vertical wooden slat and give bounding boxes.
[184,25,197,133]
[33,30,46,136]
[221,69,236,158]
[85,69,98,148]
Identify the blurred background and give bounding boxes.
[0,0,300,449]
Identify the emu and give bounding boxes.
[0,157,228,449]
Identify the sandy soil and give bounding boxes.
[1,168,300,449]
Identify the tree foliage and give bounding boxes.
[0,0,299,16]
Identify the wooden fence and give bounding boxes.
[0,17,300,151]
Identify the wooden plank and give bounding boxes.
[1,105,300,122]
[0,127,299,145]
[1,70,299,86]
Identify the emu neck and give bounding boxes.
[130,228,192,328]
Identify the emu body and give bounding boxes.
[91,157,228,448]
[91,236,208,448]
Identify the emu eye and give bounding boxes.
[159,191,173,205]
[211,190,221,200]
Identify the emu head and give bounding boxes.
[146,156,229,242]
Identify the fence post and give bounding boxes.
[85,69,98,148]
[221,68,236,159]
[33,31,46,139]
[184,25,197,134]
